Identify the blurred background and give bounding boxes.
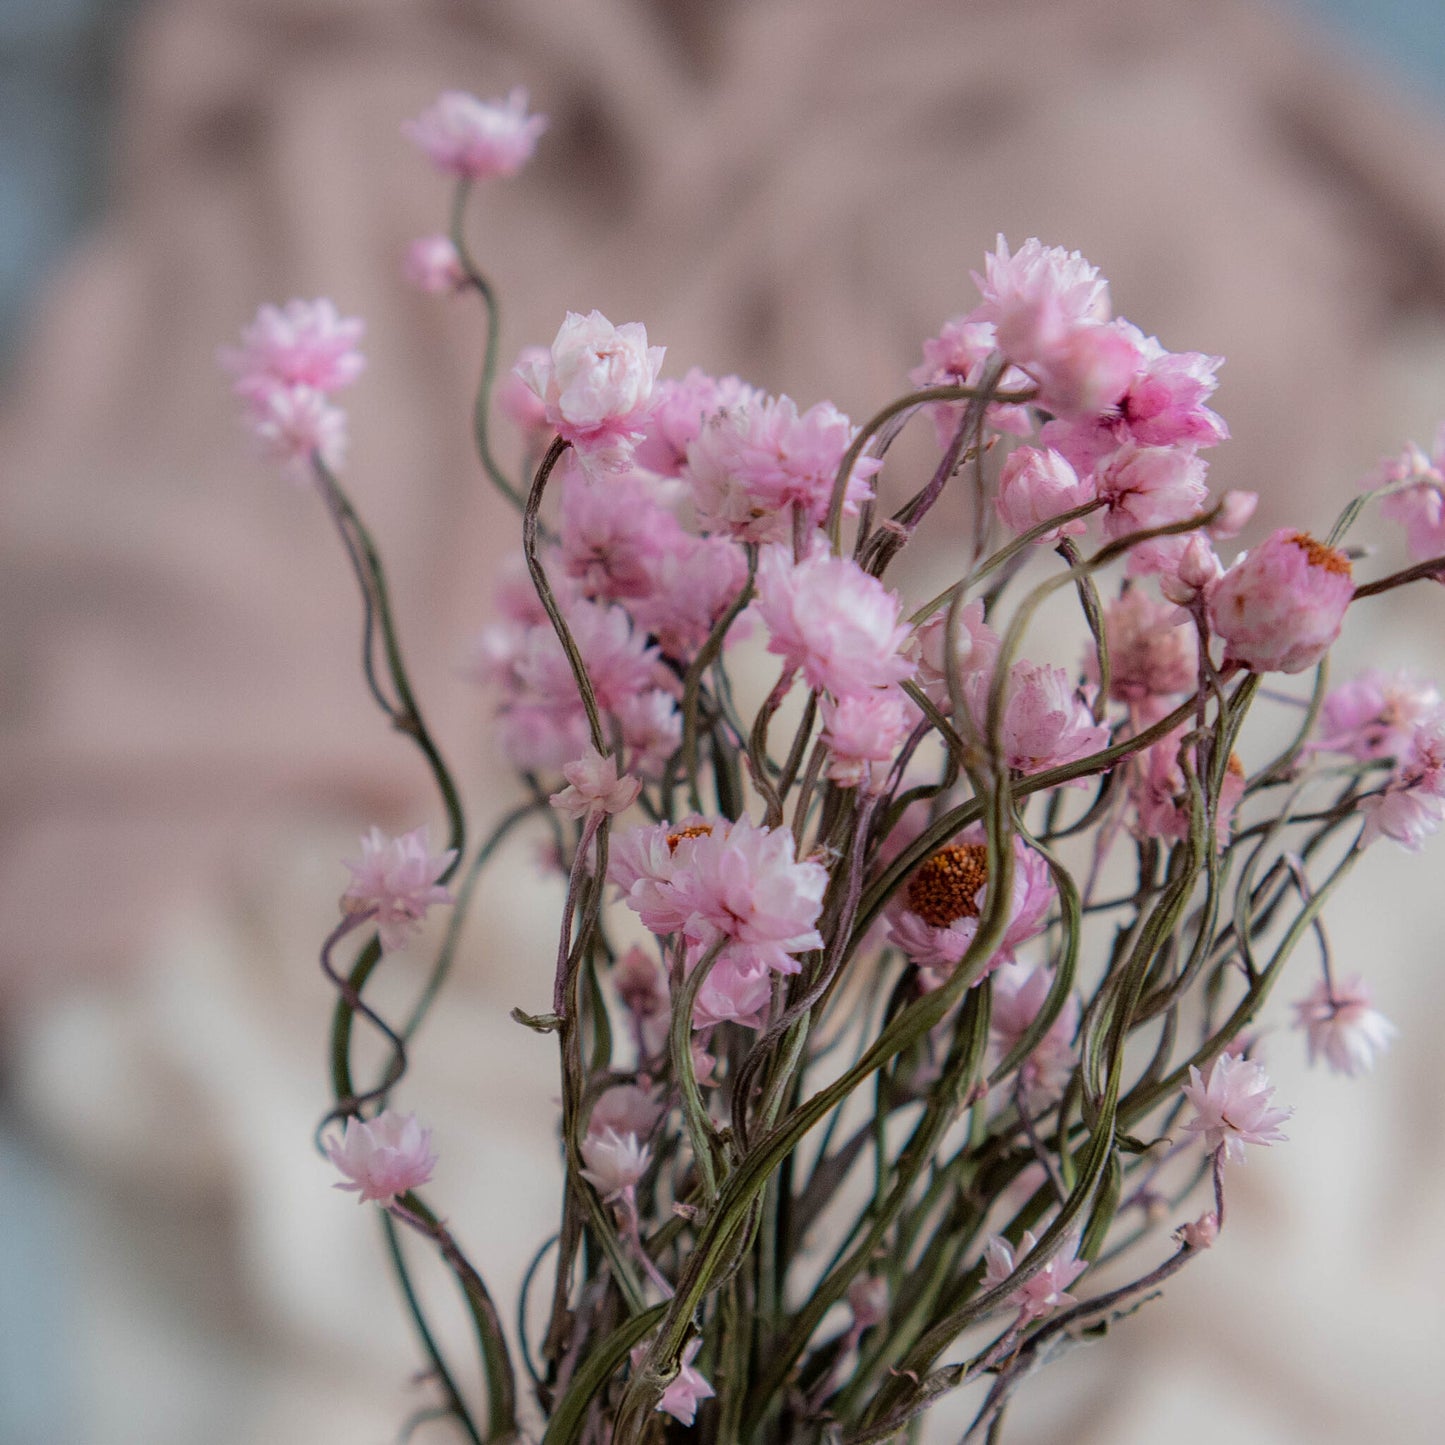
[4,1,1445,1441]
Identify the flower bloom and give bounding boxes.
[1180,1053,1291,1164]
[911,598,999,706]
[1097,443,1210,542]
[1376,432,1445,563]
[1313,669,1443,763]
[975,661,1111,775]
[1209,529,1353,675]
[1358,716,1445,850]
[909,315,1033,446]
[1292,975,1397,1077]
[1128,727,1245,848]
[888,834,1055,978]
[325,1111,437,1206]
[1094,587,1197,702]
[245,383,348,483]
[403,234,465,294]
[971,236,1110,370]
[685,393,880,544]
[820,689,917,789]
[497,345,555,440]
[989,961,1078,1108]
[550,744,642,820]
[631,1338,715,1426]
[981,1230,1087,1324]
[579,1127,652,1200]
[220,298,365,401]
[994,446,1096,541]
[516,311,665,473]
[755,546,914,698]
[403,87,547,180]
[341,826,456,952]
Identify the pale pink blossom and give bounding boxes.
[994,446,1096,540]
[589,1084,665,1140]
[981,1229,1087,1324]
[976,661,1111,775]
[1209,529,1354,675]
[614,946,670,1056]
[341,826,456,952]
[755,546,913,698]
[580,1127,652,1200]
[909,315,1034,445]
[1178,1212,1219,1250]
[634,369,760,477]
[1180,1053,1291,1164]
[820,689,917,789]
[1027,319,1140,419]
[1129,729,1245,847]
[221,298,365,400]
[403,87,546,180]
[558,461,689,602]
[1097,443,1210,543]
[1158,533,1223,605]
[1293,975,1397,1076]
[691,948,774,1030]
[497,345,554,441]
[616,690,683,781]
[516,600,664,714]
[550,744,642,820]
[1094,588,1197,701]
[989,961,1079,1108]
[325,1111,437,1206]
[516,311,665,473]
[686,393,880,545]
[629,533,750,662]
[1376,435,1445,562]
[403,234,465,294]
[888,835,1055,976]
[912,598,1000,705]
[1313,669,1443,762]
[971,236,1111,368]
[244,384,348,482]
[631,1338,715,1427]
[1359,717,1445,850]
[1211,489,1257,538]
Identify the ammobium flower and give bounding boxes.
[981,1229,1087,1324]
[549,744,642,820]
[1180,1053,1291,1164]
[579,1127,652,1200]
[341,825,456,952]
[403,87,547,180]
[1208,529,1353,675]
[630,1338,715,1426]
[325,1111,437,1206]
[1293,975,1397,1077]
[220,298,365,401]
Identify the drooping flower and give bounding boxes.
[994,446,1096,541]
[580,1128,652,1201]
[403,234,465,294]
[549,744,642,820]
[403,88,547,180]
[325,1111,437,1206]
[341,826,456,952]
[1209,529,1354,675]
[516,311,666,473]
[981,1230,1087,1324]
[1180,1053,1291,1164]
[220,298,365,401]
[1292,975,1397,1077]
[754,546,914,698]
[630,1338,715,1427]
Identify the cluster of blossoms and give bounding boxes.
[227,85,1445,1445]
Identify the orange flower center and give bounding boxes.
[1287,532,1352,577]
[666,823,714,852]
[906,843,989,927]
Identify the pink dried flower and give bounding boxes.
[1094,588,1197,701]
[221,298,365,400]
[579,1127,652,1200]
[589,1084,664,1140]
[1376,435,1445,562]
[976,660,1111,775]
[912,598,1000,706]
[1178,1212,1219,1250]
[1314,669,1443,762]
[691,949,774,1030]
[1129,728,1245,848]
[558,461,689,602]
[1097,443,1210,543]
[1180,1053,1291,1164]
[1209,529,1354,675]
[910,315,1034,444]
[634,369,760,477]
[628,533,750,662]
[994,446,1096,541]
[1159,533,1223,605]
[971,236,1111,368]
[516,311,665,473]
[981,1229,1087,1324]
[631,1338,715,1427]
[686,393,880,545]
[1293,975,1397,1076]
[244,384,348,483]
[1028,319,1140,419]
[325,1111,437,1207]
[549,744,642,820]
[403,234,465,294]
[820,689,917,789]
[755,545,914,698]
[989,961,1079,1108]
[497,345,554,440]
[403,87,546,181]
[341,825,456,952]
